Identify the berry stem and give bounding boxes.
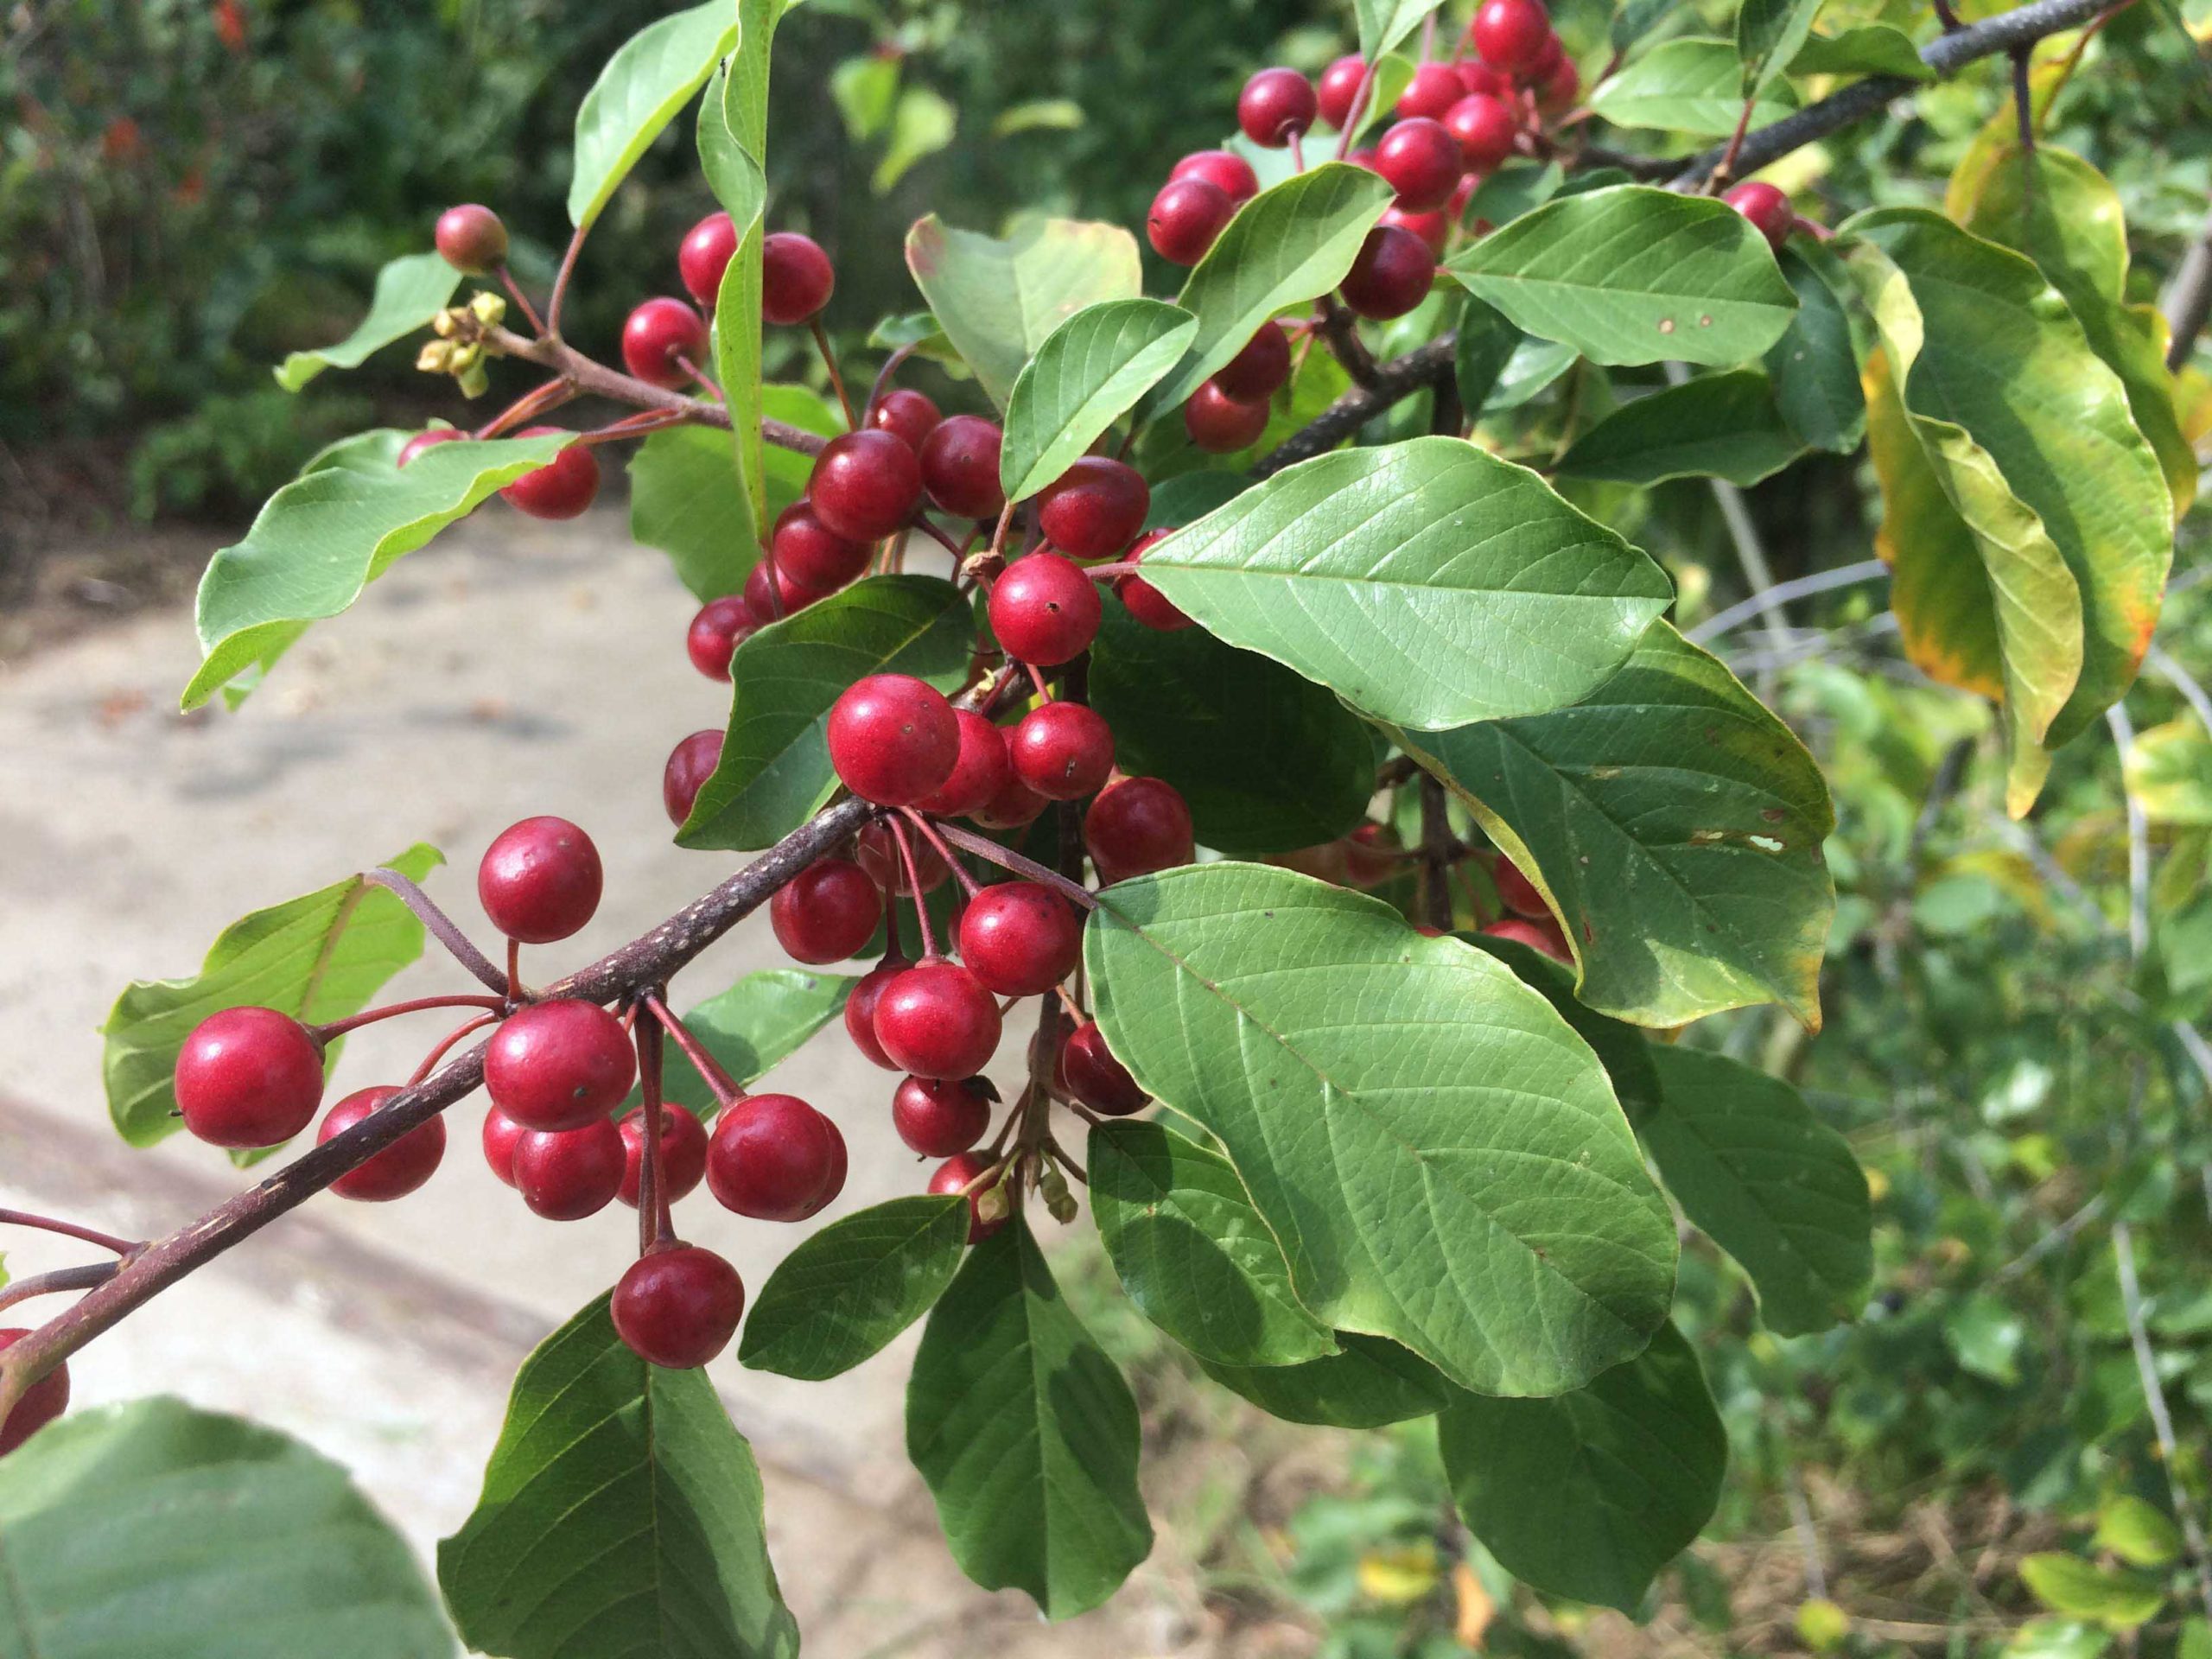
[311,993,506,1041]
[1709,94,1760,190]
[506,937,523,1000]
[634,1007,671,1254]
[545,224,589,337]
[865,343,918,423]
[0,1210,139,1257]
[407,1012,500,1086]
[898,809,982,899]
[643,993,744,1109]
[884,815,944,958]
[1043,1132,1088,1185]
[495,265,548,337]
[1288,130,1306,173]
[1313,296,1382,390]
[1332,62,1375,159]
[365,868,512,996]
[810,317,857,429]
[474,377,579,441]
[929,822,1101,912]
[908,515,965,564]
[674,357,726,401]
[0,1263,123,1319]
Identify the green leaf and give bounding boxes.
[628,423,759,601]
[873,86,956,194]
[702,59,772,537]
[1000,299,1198,503]
[1614,0,1689,52]
[103,844,442,1147]
[1448,184,1798,367]
[1554,369,1804,486]
[568,1,741,231]
[274,251,458,392]
[440,1297,798,1658]
[1396,621,1836,1029]
[1945,1289,2026,1384]
[186,430,571,709]
[1464,160,1565,229]
[1357,0,1449,60]
[1198,1333,1453,1427]
[1085,862,1676,1396]
[1139,436,1672,729]
[1639,1046,1871,1333]
[1149,164,1395,413]
[1456,296,1526,416]
[679,575,974,850]
[1486,334,1581,410]
[906,1220,1152,1618]
[1439,1322,1726,1614]
[740,1197,970,1379]
[1737,0,1826,92]
[1764,241,1866,453]
[830,53,899,140]
[659,968,855,1116]
[906,214,1142,406]
[2005,1621,2114,1659]
[2018,1555,2167,1629]
[2094,1495,2184,1568]
[0,1397,453,1657]
[1090,1119,1338,1367]
[1789,22,1936,79]
[1465,934,1662,1124]
[992,98,1085,137]
[1587,40,1798,135]
[1088,591,1375,856]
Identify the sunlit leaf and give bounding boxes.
[274,252,458,392]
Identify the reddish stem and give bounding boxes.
[0,1209,138,1257]
[899,808,983,898]
[644,994,743,1109]
[546,224,588,336]
[365,869,511,996]
[929,821,1100,911]
[312,993,505,1041]
[407,1012,500,1087]
[811,317,857,429]
[886,816,944,958]
[866,343,918,421]
[495,265,548,337]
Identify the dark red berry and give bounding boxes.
[917,709,1014,817]
[707,1093,847,1220]
[1492,855,1550,918]
[918,416,1006,519]
[1116,529,1193,632]
[928,1152,1003,1243]
[500,428,601,520]
[870,387,943,450]
[618,1106,709,1208]
[687,594,755,682]
[1458,60,1513,98]
[483,1108,527,1186]
[1318,54,1372,130]
[1374,118,1464,212]
[1445,93,1519,173]
[679,209,738,307]
[770,856,883,963]
[397,428,461,468]
[845,955,912,1069]
[1723,181,1795,252]
[971,763,1051,831]
[1148,177,1234,265]
[770,501,870,594]
[1344,822,1402,888]
[893,1076,992,1157]
[1473,0,1554,75]
[1038,456,1149,560]
[1529,29,1567,79]
[0,1331,68,1456]
[320,1086,447,1202]
[1212,321,1292,402]
[1170,149,1262,205]
[827,673,960,805]
[1238,67,1319,148]
[1396,60,1467,122]
[761,231,835,325]
[957,881,1082,996]
[174,1007,325,1149]
[809,429,925,543]
[855,819,951,895]
[1185,381,1270,453]
[1084,775,1196,884]
[874,960,1001,1079]
[613,1245,746,1368]
[990,552,1102,666]
[1339,225,1438,320]
[512,1118,626,1220]
[478,815,602,944]
[743,557,830,626]
[1007,702,1116,800]
[1537,54,1580,114]
[1380,205,1450,257]
[664,729,723,825]
[1482,914,1571,962]
[1061,1020,1147,1116]
[435,203,506,274]
[621,297,709,391]
[484,999,637,1132]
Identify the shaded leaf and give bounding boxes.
[1764,240,1866,453]
[1738,0,1827,92]
[872,86,956,194]
[628,423,759,601]
[1554,369,1804,486]
[658,968,856,1116]
[274,252,458,392]
[1001,299,1198,503]
[569,2,741,230]
[1455,295,1525,414]
[1357,0,1449,60]
[740,1197,969,1379]
[1199,1332,1453,1427]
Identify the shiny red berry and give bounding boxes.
[435,203,506,274]
[990,552,1102,666]
[918,415,1006,519]
[1381,205,1450,257]
[1318,54,1372,130]
[174,1006,325,1149]
[917,709,1014,817]
[893,1076,993,1158]
[1537,54,1580,114]
[664,728,723,825]
[874,960,1001,1079]
[770,501,869,594]
[1148,177,1234,265]
[321,1086,447,1202]
[828,673,959,805]
[500,429,601,520]
[957,881,1081,996]
[845,955,912,1069]
[1038,456,1149,560]
[679,209,738,307]
[1061,1020,1147,1116]
[856,819,951,896]
[621,297,709,390]
[1238,67,1319,148]
[397,428,461,467]
[1445,93,1519,172]
[1007,702,1116,800]
[1084,775,1196,884]
[0,1331,68,1456]
[1185,381,1270,453]
[478,815,602,944]
[810,429,924,543]
[1473,0,1554,75]
[770,856,883,963]
[1374,118,1464,212]
[687,594,754,682]
[1116,529,1193,632]
[1170,149,1261,205]
[761,231,835,325]
[618,1106,709,1208]
[928,1152,1003,1243]
[743,557,829,625]
[1344,822,1402,888]
[1212,321,1292,402]
[1481,913,1571,962]
[613,1245,746,1369]
[707,1092,847,1221]
[484,999,637,1132]
[1396,60,1466,122]
[871,387,942,450]
[483,1108,528,1186]
[1339,225,1437,320]
[1723,180,1795,252]
[512,1118,626,1220]
[971,763,1051,831]
[1458,60,1513,98]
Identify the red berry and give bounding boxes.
[618,1106,709,1208]
[1481,914,1571,963]
[990,552,1102,666]
[1537,54,1580,114]
[1374,118,1465,212]
[174,1007,325,1149]
[707,1092,847,1221]
[1397,60,1467,122]
[1491,855,1549,918]
[1007,702,1115,800]
[478,815,602,944]
[483,1107,527,1186]
[1084,776,1196,884]
[917,709,1014,817]
[1116,529,1193,632]
[512,1118,626,1220]
[845,955,912,1069]
[1212,321,1292,402]
[1444,93,1519,172]
[484,999,637,1132]
[893,1075,994,1157]
[918,415,1006,519]
[1473,0,1554,75]
[1342,822,1402,888]
[686,594,755,682]
[871,387,942,451]
[1170,149,1262,205]
[664,729,723,825]
[874,960,1001,1079]
[971,764,1051,831]
[1038,456,1149,561]
[1381,205,1450,257]
[770,856,883,963]
[827,673,960,804]
[320,1086,447,1202]
[1185,381,1270,453]
[856,820,951,896]
[500,427,601,520]
[928,1152,1004,1243]
[743,557,829,626]
[1458,60,1513,98]
[1339,225,1437,320]
[957,881,1082,996]
[1723,181,1795,252]
[761,231,835,325]
[1148,177,1234,265]
[679,209,738,307]
[1529,29,1567,79]
[435,203,506,274]
[770,501,870,594]
[613,1245,746,1369]
[810,429,924,543]
[397,428,461,467]
[0,1331,68,1456]
[1318,54,1373,130]
[1061,1020,1147,1116]
[1238,67,1319,148]
[621,297,709,391]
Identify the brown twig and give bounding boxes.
[364,868,511,998]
